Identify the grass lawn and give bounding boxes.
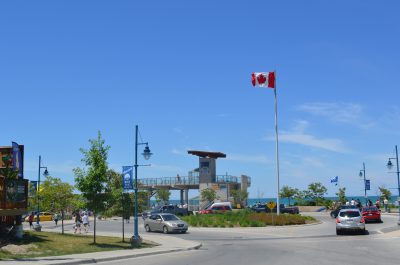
[0,231,155,260]
[182,210,317,227]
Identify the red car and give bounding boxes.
[198,203,232,214]
[361,206,382,223]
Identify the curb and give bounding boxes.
[47,242,202,265]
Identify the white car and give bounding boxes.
[144,213,188,234]
[336,208,365,235]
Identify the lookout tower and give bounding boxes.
[187,150,226,184]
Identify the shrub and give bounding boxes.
[181,210,315,227]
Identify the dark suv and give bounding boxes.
[330,205,359,218]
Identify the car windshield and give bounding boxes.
[162,215,179,221]
[339,211,360,217]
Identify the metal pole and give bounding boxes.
[37,155,41,225]
[122,193,125,242]
[134,125,139,239]
[363,162,367,206]
[395,145,400,225]
[274,82,281,215]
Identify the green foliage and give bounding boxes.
[73,131,110,243]
[182,210,316,227]
[304,182,327,205]
[201,188,217,203]
[378,186,392,201]
[335,187,347,204]
[280,185,299,206]
[155,189,171,204]
[39,176,74,213]
[70,194,87,211]
[74,131,110,212]
[230,189,249,207]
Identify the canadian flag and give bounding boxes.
[251,72,275,88]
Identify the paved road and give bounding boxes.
[26,212,400,265]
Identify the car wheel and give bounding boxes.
[361,228,366,235]
[163,226,169,234]
[379,219,383,223]
[145,224,151,232]
[336,229,341,235]
[181,230,187,234]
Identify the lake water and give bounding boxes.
[164,195,398,206]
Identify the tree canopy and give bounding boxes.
[73,131,110,243]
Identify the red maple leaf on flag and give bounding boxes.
[251,73,256,86]
[257,74,266,85]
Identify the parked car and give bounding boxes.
[336,209,366,235]
[198,202,232,214]
[144,213,188,234]
[361,206,382,223]
[330,205,359,218]
[24,212,53,222]
[142,204,190,219]
[249,203,299,214]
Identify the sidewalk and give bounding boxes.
[3,229,202,265]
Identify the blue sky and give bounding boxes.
[1,0,400,200]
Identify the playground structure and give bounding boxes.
[138,150,251,210]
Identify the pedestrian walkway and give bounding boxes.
[3,229,201,265]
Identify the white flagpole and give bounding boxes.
[273,71,281,215]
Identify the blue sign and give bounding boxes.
[365,179,370,191]
[122,166,133,191]
[30,181,37,196]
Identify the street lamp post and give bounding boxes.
[359,162,367,206]
[36,155,49,230]
[132,125,152,246]
[386,145,400,225]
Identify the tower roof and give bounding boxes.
[187,150,226,159]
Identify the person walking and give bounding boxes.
[384,197,389,212]
[28,212,34,229]
[375,199,381,209]
[53,213,59,227]
[82,212,89,233]
[74,211,82,234]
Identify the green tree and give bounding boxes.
[155,189,171,204]
[279,185,299,206]
[378,186,392,201]
[40,175,74,234]
[293,190,306,205]
[231,189,249,207]
[70,194,87,211]
[335,187,347,205]
[74,131,111,244]
[305,182,327,205]
[201,188,217,203]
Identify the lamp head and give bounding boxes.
[359,171,363,177]
[43,169,49,176]
[387,159,393,170]
[142,145,153,160]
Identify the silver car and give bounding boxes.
[336,208,365,235]
[144,213,188,234]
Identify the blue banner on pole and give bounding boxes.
[365,179,370,191]
[12,142,23,178]
[30,181,38,196]
[122,166,133,191]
